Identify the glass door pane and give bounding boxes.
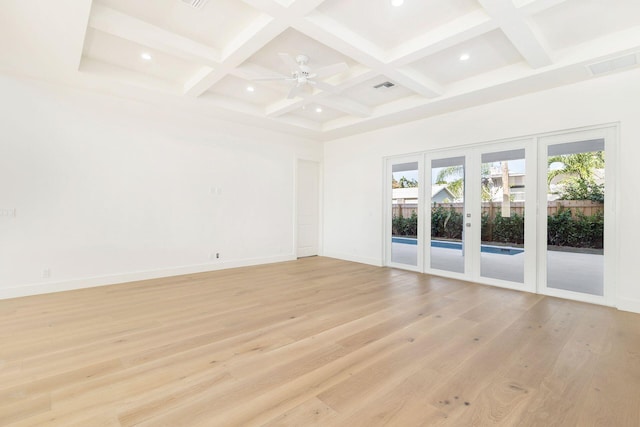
[546,139,605,296]
[480,149,526,283]
[430,156,465,273]
[391,162,419,267]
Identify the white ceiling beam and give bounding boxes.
[315,96,372,118]
[73,0,93,70]
[80,58,182,94]
[232,63,290,82]
[296,12,443,98]
[183,14,286,96]
[479,0,553,68]
[264,90,374,118]
[384,67,443,98]
[265,98,310,117]
[387,10,497,66]
[241,0,328,18]
[239,0,286,16]
[297,12,386,66]
[184,0,328,97]
[89,4,221,65]
[230,63,295,94]
[518,0,568,15]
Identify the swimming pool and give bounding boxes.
[392,237,524,255]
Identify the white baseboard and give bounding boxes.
[0,254,296,300]
[616,297,640,314]
[322,252,383,267]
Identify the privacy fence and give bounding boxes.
[392,200,603,219]
[392,200,604,249]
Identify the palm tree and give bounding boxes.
[434,163,494,201]
[547,151,604,201]
[547,151,604,184]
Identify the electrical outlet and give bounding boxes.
[216,253,220,259]
[0,208,16,217]
[42,268,51,279]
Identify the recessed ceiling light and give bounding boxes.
[316,107,323,113]
[141,52,152,61]
[459,53,470,61]
[246,86,255,92]
[391,0,404,6]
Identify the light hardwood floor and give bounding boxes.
[1,257,639,426]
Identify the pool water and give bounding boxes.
[392,237,523,255]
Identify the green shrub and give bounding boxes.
[559,179,604,203]
[392,211,418,237]
[547,209,603,248]
[492,210,525,244]
[401,204,603,249]
[431,206,463,240]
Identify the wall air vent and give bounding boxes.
[588,53,638,76]
[373,81,395,89]
[180,0,209,9]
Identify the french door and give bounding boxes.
[537,127,616,306]
[423,140,536,292]
[385,155,424,272]
[384,125,616,305]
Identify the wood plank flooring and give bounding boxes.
[1,257,639,426]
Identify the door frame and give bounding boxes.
[536,125,618,306]
[295,158,321,258]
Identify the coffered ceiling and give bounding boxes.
[1,0,639,140]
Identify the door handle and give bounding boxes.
[466,222,471,227]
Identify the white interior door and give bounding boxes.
[297,160,319,258]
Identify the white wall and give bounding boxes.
[0,75,321,298]
[323,67,640,313]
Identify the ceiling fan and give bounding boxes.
[253,53,348,99]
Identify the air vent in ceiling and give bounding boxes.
[373,81,395,89]
[180,0,209,9]
[588,53,638,76]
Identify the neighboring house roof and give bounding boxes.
[431,184,454,199]
[393,187,418,200]
[392,185,455,200]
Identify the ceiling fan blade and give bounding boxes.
[287,84,302,99]
[278,53,302,72]
[308,79,341,94]
[310,62,348,79]
[252,76,295,81]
